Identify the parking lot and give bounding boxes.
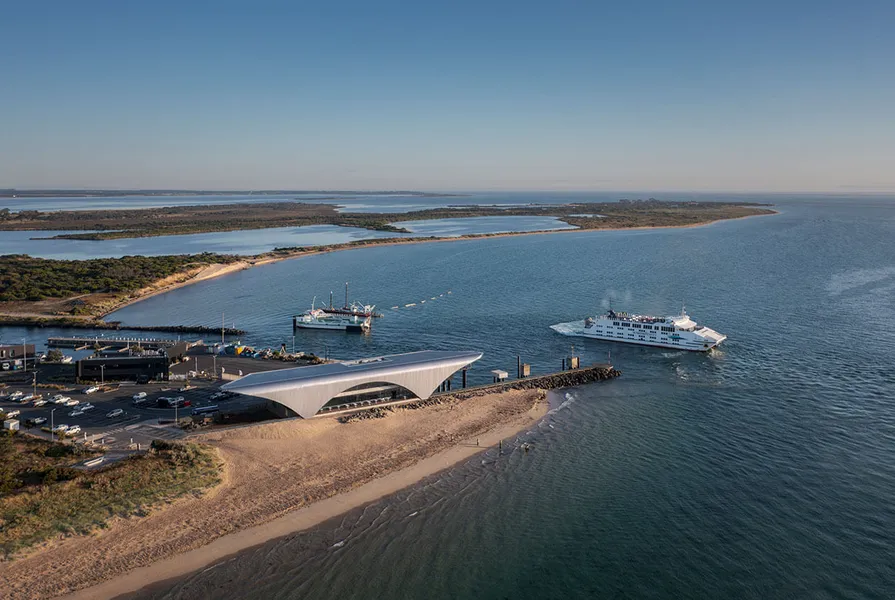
[0,379,266,449]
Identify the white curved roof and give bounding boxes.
[222,350,482,418]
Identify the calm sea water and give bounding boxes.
[107,194,895,600]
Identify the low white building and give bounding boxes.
[222,350,482,418]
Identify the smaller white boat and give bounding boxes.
[293,298,371,333]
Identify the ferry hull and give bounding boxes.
[552,330,724,351]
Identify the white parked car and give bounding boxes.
[64,399,80,407]
[132,392,147,401]
[106,408,124,418]
[9,391,23,400]
[83,386,99,394]
[69,409,85,417]
[52,424,69,433]
[67,425,81,435]
[53,396,71,405]
[6,409,21,418]
[32,416,47,426]
[81,403,95,411]
[33,398,48,407]
[20,393,35,402]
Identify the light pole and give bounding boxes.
[292,335,295,354]
[22,338,26,373]
[212,354,217,380]
[51,408,56,442]
[99,364,105,387]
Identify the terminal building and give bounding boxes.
[222,350,482,418]
[76,355,169,383]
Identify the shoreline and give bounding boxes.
[67,411,543,600]
[95,210,778,319]
[0,388,549,599]
[0,209,776,323]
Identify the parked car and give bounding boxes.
[5,409,21,418]
[53,395,71,405]
[82,386,99,394]
[64,398,80,407]
[132,392,147,401]
[27,416,47,427]
[68,409,85,417]
[20,393,35,402]
[81,403,95,410]
[52,424,69,433]
[210,391,227,400]
[9,391,23,400]
[33,398,48,407]
[106,408,124,418]
[67,425,81,435]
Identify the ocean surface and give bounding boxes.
[98,194,895,600]
[3,194,895,598]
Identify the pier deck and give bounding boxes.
[47,336,179,350]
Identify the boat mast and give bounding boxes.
[345,282,349,309]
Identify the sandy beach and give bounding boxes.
[0,388,548,600]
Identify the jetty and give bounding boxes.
[442,363,620,399]
[334,362,620,421]
[47,336,181,350]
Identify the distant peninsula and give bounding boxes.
[0,189,462,199]
[0,198,773,241]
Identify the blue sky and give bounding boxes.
[2,1,893,191]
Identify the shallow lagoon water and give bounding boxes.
[0,216,574,259]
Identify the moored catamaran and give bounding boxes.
[293,284,376,333]
[320,282,378,319]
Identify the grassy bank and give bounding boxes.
[0,435,221,559]
[0,253,240,303]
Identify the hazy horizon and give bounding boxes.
[3,1,894,192]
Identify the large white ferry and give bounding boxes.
[551,307,727,352]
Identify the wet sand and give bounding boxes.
[0,389,547,600]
